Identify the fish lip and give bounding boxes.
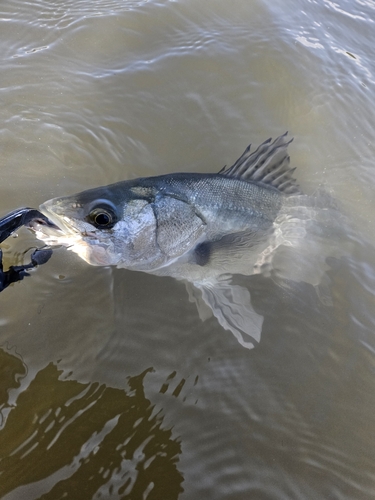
[27,214,61,231]
[37,203,79,236]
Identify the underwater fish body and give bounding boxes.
[31,133,346,348]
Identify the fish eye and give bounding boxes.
[87,204,118,229]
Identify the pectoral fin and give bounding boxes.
[185,281,213,321]
[187,278,264,349]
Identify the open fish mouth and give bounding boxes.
[29,203,83,247]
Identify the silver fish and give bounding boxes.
[31,133,349,348]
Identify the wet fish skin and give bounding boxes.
[33,132,293,271]
[35,173,283,270]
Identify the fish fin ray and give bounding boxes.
[193,278,263,349]
[219,132,301,194]
[184,281,213,321]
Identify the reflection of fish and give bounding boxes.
[31,133,348,348]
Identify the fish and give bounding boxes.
[30,133,350,348]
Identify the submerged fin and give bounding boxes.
[185,280,213,321]
[219,132,300,194]
[187,278,264,349]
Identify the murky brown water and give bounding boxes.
[1,0,375,498]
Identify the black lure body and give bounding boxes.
[0,208,53,291]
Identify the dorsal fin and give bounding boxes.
[219,132,300,194]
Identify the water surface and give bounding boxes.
[1,0,375,498]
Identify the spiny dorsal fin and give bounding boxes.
[219,132,300,194]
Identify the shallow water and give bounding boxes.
[1,0,375,498]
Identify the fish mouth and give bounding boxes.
[26,210,62,234]
[29,201,83,246]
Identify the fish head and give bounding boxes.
[31,182,164,268]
